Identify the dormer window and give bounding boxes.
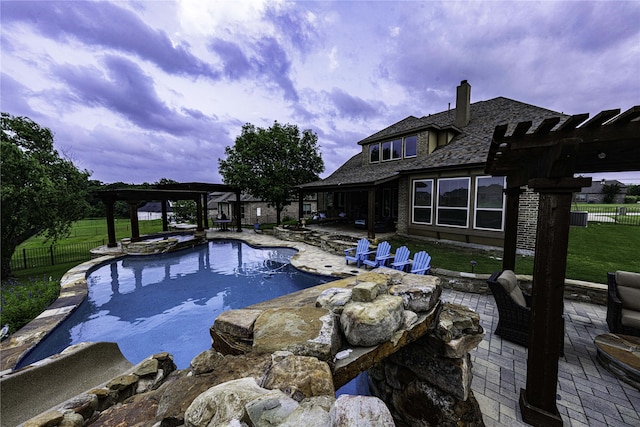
[369,135,418,163]
[382,139,402,161]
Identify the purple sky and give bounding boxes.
[2,1,639,185]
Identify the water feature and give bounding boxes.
[18,240,336,369]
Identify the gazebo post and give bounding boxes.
[520,176,590,427]
[195,196,204,231]
[128,201,141,242]
[161,199,169,232]
[104,200,117,248]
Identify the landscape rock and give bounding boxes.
[278,396,335,427]
[245,389,299,426]
[23,410,64,427]
[390,380,484,427]
[315,288,352,314]
[253,307,341,360]
[389,277,442,312]
[89,392,159,427]
[262,354,335,400]
[434,303,483,342]
[351,281,380,302]
[390,347,473,401]
[59,412,85,427]
[329,395,395,426]
[340,295,405,346]
[190,348,224,375]
[134,357,159,377]
[184,377,268,427]
[60,393,98,420]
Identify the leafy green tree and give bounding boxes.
[602,183,621,204]
[627,184,639,197]
[1,113,91,279]
[219,121,324,225]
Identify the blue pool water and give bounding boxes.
[18,240,336,369]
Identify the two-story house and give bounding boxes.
[300,81,568,250]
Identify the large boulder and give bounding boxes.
[329,395,395,426]
[262,353,335,400]
[278,396,335,427]
[340,295,405,346]
[245,390,299,427]
[253,307,341,360]
[184,377,268,427]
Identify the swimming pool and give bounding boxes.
[18,240,336,369]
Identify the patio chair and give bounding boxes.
[606,271,640,336]
[345,238,370,267]
[409,251,431,275]
[390,246,411,271]
[487,270,565,354]
[253,223,263,234]
[361,241,393,269]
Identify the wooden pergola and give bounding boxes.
[485,106,640,426]
[97,183,241,247]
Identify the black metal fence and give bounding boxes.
[10,240,105,271]
[574,206,640,226]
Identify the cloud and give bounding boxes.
[1,1,218,78]
[326,88,381,120]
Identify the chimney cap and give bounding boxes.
[460,79,468,85]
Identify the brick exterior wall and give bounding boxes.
[517,187,539,252]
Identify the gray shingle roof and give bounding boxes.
[301,97,567,189]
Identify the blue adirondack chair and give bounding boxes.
[410,251,431,275]
[390,246,411,271]
[362,241,392,269]
[345,238,370,267]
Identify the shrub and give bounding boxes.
[624,195,638,204]
[0,276,60,335]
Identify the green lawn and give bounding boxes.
[17,218,164,249]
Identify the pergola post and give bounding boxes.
[502,186,523,271]
[128,201,141,242]
[519,176,591,427]
[105,200,117,248]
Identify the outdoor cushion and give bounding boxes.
[616,271,640,312]
[621,308,640,330]
[497,270,527,307]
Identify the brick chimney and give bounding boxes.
[455,80,471,127]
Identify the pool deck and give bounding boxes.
[1,228,639,426]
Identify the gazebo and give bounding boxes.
[484,106,639,426]
[97,183,241,247]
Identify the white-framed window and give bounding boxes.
[412,179,433,224]
[436,177,470,227]
[404,135,417,158]
[369,143,380,163]
[474,176,505,231]
[382,139,402,161]
[303,203,312,215]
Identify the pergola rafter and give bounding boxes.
[485,106,640,426]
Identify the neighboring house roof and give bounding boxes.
[207,192,262,209]
[579,179,627,194]
[138,201,172,213]
[301,97,568,190]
